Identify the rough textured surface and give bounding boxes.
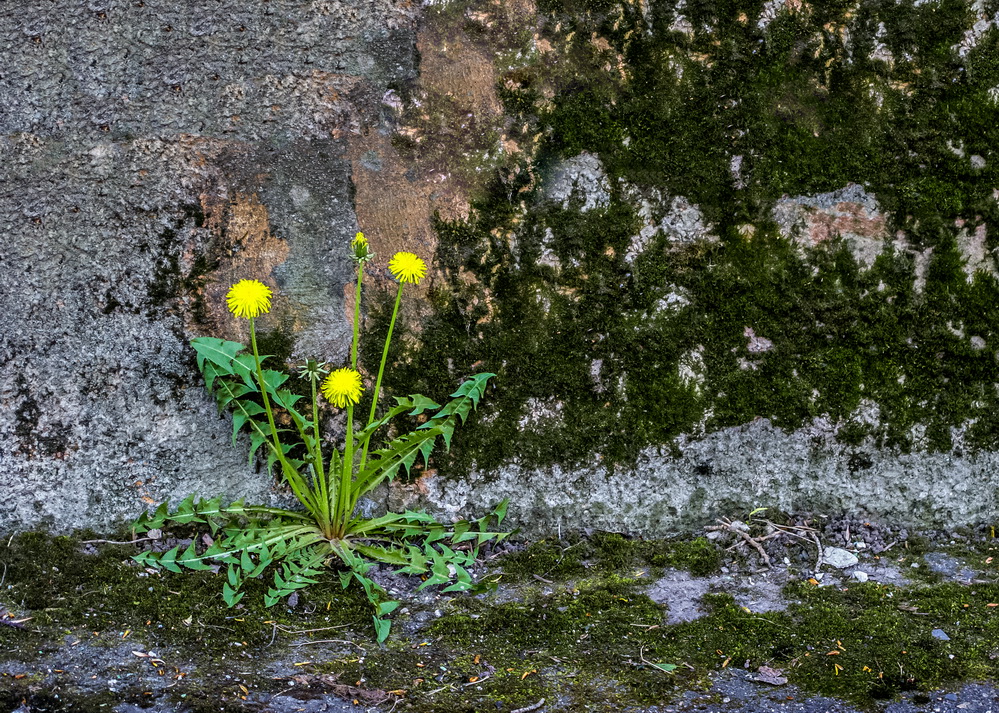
[3,524,999,711]
[3,0,999,534]
[391,417,999,533]
[378,0,999,533]
[0,1,417,532]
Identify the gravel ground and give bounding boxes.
[2,515,998,713]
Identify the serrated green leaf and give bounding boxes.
[222,582,244,607]
[231,354,258,389]
[159,546,182,574]
[261,369,289,392]
[353,543,409,567]
[191,337,245,374]
[406,394,441,415]
[240,549,254,574]
[373,616,391,643]
[492,499,509,526]
[179,542,213,571]
[202,362,221,392]
[376,600,400,616]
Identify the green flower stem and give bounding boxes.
[310,375,330,529]
[351,263,364,369]
[338,404,355,534]
[250,317,317,516]
[358,282,404,473]
[330,261,368,536]
[249,317,284,462]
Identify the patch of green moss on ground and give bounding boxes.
[924,531,999,584]
[421,577,999,709]
[498,533,720,581]
[6,529,999,710]
[364,0,999,477]
[425,576,672,708]
[0,532,371,664]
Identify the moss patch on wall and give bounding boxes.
[367,0,999,476]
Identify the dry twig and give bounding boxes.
[705,518,771,566]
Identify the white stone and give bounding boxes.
[822,547,859,569]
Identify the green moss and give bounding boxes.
[6,528,999,710]
[425,576,999,708]
[0,532,371,665]
[361,0,999,477]
[147,204,217,317]
[0,680,122,713]
[497,534,721,582]
[496,538,588,580]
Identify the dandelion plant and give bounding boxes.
[134,233,507,642]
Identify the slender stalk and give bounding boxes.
[338,405,355,534]
[250,318,317,516]
[351,263,364,369]
[331,260,366,536]
[357,282,404,473]
[310,376,330,533]
[250,317,285,465]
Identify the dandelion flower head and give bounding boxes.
[352,231,372,262]
[388,251,427,285]
[321,368,364,408]
[226,279,272,319]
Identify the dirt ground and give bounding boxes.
[2,512,999,713]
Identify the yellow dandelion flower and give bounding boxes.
[321,368,364,408]
[388,251,427,284]
[226,279,272,319]
[351,231,372,262]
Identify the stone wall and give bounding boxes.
[0,0,416,532]
[3,0,998,534]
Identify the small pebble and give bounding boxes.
[931,629,951,641]
[944,692,958,701]
[852,571,869,583]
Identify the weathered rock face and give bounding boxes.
[0,1,417,532]
[3,0,999,534]
[375,0,999,532]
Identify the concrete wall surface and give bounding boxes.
[2,0,999,533]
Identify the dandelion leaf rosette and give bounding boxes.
[135,263,506,643]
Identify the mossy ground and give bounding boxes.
[0,532,370,659]
[3,526,999,711]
